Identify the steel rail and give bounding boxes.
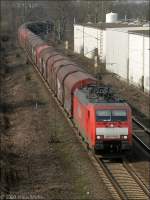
[133,116,150,134]
[98,156,150,200]
[132,116,150,153]
[133,134,150,153]
[123,158,150,197]
[95,156,128,200]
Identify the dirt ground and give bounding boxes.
[0,39,113,200]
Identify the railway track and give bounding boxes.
[133,116,150,134]
[133,117,150,153]
[94,156,150,200]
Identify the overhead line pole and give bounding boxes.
[101,1,103,22]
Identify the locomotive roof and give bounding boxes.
[75,85,128,106]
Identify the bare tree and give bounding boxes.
[47,1,76,41]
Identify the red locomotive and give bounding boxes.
[18,22,132,152]
[73,85,132,151]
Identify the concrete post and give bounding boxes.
[94,56,98,68]
[65,40,68,50]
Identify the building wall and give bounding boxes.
[106,29,129,80]
[144,37,150,93]
[74,24,150,93]
[83,27,106,61]
[129,34,149,92]
[106,28,150,93]
[83,26,99,59]
[74,25,106,62]
[74,25,84,54]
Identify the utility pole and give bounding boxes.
[82,26,84,55]
[101,1,104,22]
[87,1,90,22]
[23,0,26,22]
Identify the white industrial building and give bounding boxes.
[129,30,149,93]
[106,27,149,93]
[74,24,106,61]
[74,15,150,93]
[74,12,137,62]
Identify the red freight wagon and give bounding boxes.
[73,85,132,151]
[26,35,39,60]
[35,44,49,73]
[56,64,82,104]
[32,40,47,63]
[50,55,68,92]
[26,36,45,65]
[53,60,78,95]
[46,52,60,86]
[18,25,30,48]
[47,54,65,89]
[38,47,54,80]
[63,72,96,116]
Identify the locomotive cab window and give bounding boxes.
[111,110,127,121]
[96,110,127,122]
[96,110,111,121]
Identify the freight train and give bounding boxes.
[18,22,132,152]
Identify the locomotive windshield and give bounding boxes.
[96,110,127,122]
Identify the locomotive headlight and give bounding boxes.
[96,135,104,140]
[121,135,128,139]
[97,135,101,140]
